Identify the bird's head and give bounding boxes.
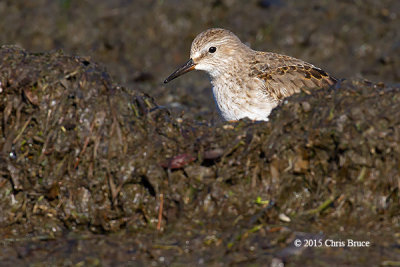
[164,28,250,83]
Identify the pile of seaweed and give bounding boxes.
[0,46,399,265]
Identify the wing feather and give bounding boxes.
[249,52,336,101]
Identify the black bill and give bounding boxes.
[164,58,196,83]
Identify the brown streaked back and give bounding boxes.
[250,52,336,100]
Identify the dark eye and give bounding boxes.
[208,46,216,53]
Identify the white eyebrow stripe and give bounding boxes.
[208,39,231,47]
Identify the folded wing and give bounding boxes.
[250,53,336,101]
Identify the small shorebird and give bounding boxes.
[164,28,336,121]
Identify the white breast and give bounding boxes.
[211,78,278,121]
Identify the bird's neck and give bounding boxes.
[208,60,245,83]
[208,47,253,81]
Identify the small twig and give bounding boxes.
[39,132,53,162]
[74,120,95,168]
[157,193,164,231]
[108,173,117,205]
[13,116,32,144]
[305,197,335,215]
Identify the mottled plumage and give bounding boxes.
[164,28,336,121]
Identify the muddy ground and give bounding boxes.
[0,0,399,266]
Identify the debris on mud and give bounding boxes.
[0,45,399,265]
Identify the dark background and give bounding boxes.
[1,0,399,119]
